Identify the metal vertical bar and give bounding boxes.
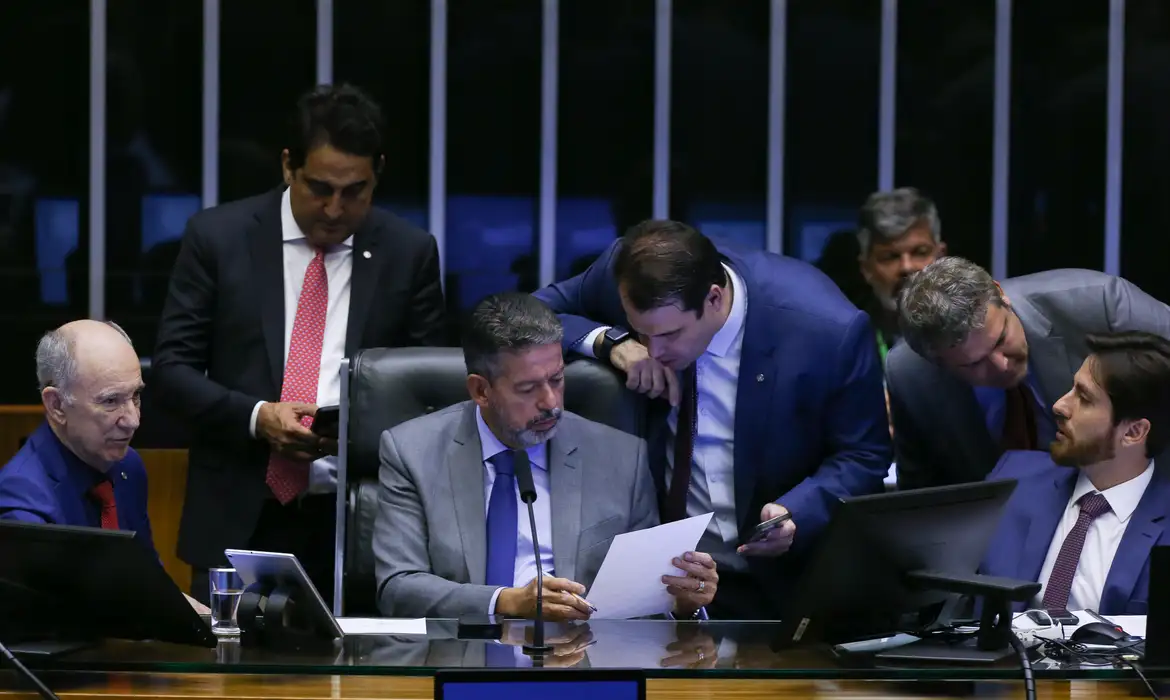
[538,0,558,287]
[878,0,897,191]
[202,0,219,209]
[765,0,787,255]
[652,0,671,219]
[429,0,448,281]
[991,0,1012,279]
[89,0,107,319]
[1104,0,1125,276]
[317,0,333,84]
[332,358,350,616]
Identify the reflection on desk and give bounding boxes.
[3,620,1164,681]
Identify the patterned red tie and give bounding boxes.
[88,481,119,530]
[266,249,329,504]
[1041,492,1112,611]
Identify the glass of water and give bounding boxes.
[208,568,244,636]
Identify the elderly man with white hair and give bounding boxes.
[0,319,207,611]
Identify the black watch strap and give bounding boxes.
[599,327,631,363]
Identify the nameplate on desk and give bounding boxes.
[336,618,427,636]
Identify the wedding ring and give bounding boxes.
[697,580,706,592]
[697,650,706,662]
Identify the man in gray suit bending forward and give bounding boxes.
[888,257,1170,490]
[374,292,718,620]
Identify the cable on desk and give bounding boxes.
[1124,660,1160,700]
[0,640,61,700]
[1007,628,1036,700]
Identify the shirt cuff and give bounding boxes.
[575,327,609,359]
[488,587,504,615]
[249,401,266,439]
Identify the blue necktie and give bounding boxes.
[485,450,518,588]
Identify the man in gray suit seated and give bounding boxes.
[888,257,1170,490]
[374,292,718,620]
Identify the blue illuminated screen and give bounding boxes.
[441,680,641,700]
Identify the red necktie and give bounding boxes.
[1000,383,1038,452]
[663,365,697,523]
[266,249,329,504]
[1041,492,1112,611]
[88,481,119,530]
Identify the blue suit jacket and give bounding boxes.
[981,450,1170,615]
[534,241,891,580]
[0,422,157,557]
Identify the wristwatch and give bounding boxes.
[597,326,632,364]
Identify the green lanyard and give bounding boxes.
[876,329,889,366]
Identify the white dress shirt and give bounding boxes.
[248,188,353,494]
[1031,461,1155,612]
[577,264,747,570]
[477,407,556,614]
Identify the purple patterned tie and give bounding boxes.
[1041,492,1112,611]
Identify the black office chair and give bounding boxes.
[338,347,648,615]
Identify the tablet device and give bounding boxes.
[435,669,645,700]
[224,549,344,639]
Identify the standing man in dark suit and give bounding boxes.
[981,331,1170,616]
[533,220,891,619]
[153,84,447,603]
[889,257,1170,490]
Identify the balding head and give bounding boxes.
[38,320,143,470]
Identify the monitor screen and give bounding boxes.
[440,679,641,700]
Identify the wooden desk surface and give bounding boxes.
[0,673,1157,700]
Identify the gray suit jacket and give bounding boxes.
[374,401,657,618]
[888,269,1170,489]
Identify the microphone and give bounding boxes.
[512,450,552,656]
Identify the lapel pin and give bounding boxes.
[756,374,765,382]
[121,471,127,480]
[362,250,372,259]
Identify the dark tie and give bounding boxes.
[88,481,119,530]
[1000,382,1038,451]
[1041,492,1112,611]
[485,450,518,588]
[664,365,698,523]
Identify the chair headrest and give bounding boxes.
[345,347,648,480]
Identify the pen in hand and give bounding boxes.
[572,592,597,613]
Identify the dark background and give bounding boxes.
[0,1,1165,403]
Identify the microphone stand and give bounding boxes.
[512,450,552,657]
[0,640,61,700]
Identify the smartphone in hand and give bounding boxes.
[310,405,340,439]
[747,512,792,543]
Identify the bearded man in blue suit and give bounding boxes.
[533,220,891,619]
[982,331,1170,615]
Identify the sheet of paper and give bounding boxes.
[585,512,713,619]
[337,617,428,635]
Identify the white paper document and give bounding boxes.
[337,617,428,636]
[585,512,714,619]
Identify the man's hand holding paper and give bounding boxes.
[585,513,717,619]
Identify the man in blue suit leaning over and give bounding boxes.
[982,331,1170,616]
[533,220,891,619]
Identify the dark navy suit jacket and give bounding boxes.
[981,450,1170,615]
[534,240,891,608]
[0,421,157,556]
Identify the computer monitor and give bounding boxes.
[0,521,217,650]
[435,669,645,700]
[775,479,1027,661]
